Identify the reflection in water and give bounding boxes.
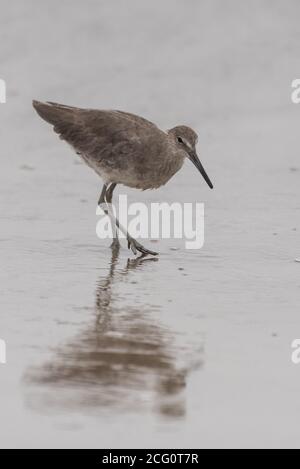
[24,248,203,418]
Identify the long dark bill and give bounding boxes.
[188,151,213,189]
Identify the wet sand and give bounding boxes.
[0,0,300,448]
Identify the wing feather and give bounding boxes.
[32,100,159,163]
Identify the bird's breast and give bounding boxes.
[80,134,184,190]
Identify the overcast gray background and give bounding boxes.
[0,0,299,449]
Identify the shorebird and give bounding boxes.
[33,100,213,256]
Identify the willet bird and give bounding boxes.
[33,100,213,256]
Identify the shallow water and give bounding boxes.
[0,0,300,448]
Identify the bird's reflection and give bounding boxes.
[24,247,202,418]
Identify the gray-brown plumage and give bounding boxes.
[33,100,213,256]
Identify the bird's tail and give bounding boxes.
[32,100,75,126]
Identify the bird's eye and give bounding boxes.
[177,137,183,144]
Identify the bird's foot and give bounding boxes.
[110,237,120,251]
[127,237,158,257]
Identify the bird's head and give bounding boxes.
[168,125,213,189]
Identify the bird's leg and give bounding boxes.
[98,183,120,250]
[98,184,107,208]
[103,183,158,257]
[105,183,120,250]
